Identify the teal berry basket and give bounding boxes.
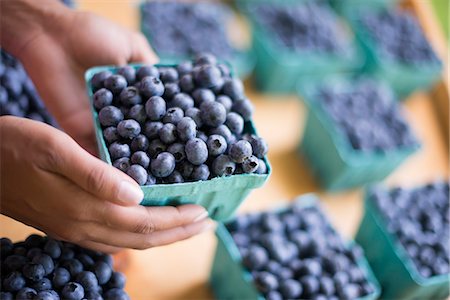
[355,188,450,299]
[139,2,255,80]
[84,64,271,221]
[297,76,420,191]
[330,0,400,15]
[346,8,443,99]
[210,194,381,300]
[237,0,364,94]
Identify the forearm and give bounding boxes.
[0,0,70,58]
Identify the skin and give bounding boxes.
[0,0,211,253]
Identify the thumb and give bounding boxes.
[129,32,159,64]
[49,130,144,206]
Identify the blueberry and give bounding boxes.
[319,276,335,296]
[222,78,244,101]
[229,140,252,163]
[13,246,27,256]
[179,74,195,93]
[76,271,98,292]
[177,117,197,142]
[200,101,226,127]
[52,267,71,288]
[103,127,119,145]
[130,134,149,152]
[145,96,166,121]
[34,290,60,300]
[3,271,25,292]
[194,64,223,89]
[131,151,150,169]
[91,71,112,91]
[151,152,176,177]
[167,143,186,162]
[170,93,194,111]
[159,67,179,83]
[94,261,112,285]
[159,123,178,144]
[243,245,269,270]
[117,66,136,85]
[113,157,131,172]
[166,170,184,184]
[119,87,141,108]
[84,291,102,300]
[196,131,208,142]
[249,136,268,158]
[76,253,95,269]
[1,237,13,257]
[191,164,210,181]
[32,254,54,275]
[207,134,227,157]
[194,53,217,66]
[232,98,253,121]
[61,259,83,277]
[177,61,193,76]
[109,142,131,160]
[43,239,61,259]
[144,121,163,139]
[126,164,148,185]
[148,139,167,158]
[253,271,278,294]
[185,107,203,128]
[4,255,27,272]
[209,125,235,144]
[163,82,180,100]
[107,272,126,289]
[31,278,52,292]
[163,107,184,125]
[93,88,113,110]
[185,138,208,165]
[16,287,37,299]
[139,76,164,98]
[300,275,320,297]
[103,288,129,300]
[266,291,282,300]
[192,88,215,106]
[99,106,124,127]
[216,95,233,113]
[146,174,157,185]
[104,75,127,95]
[280,279,302,299]
[255,159,267,174]
[62,282,84,300]
[117,119,141,139]
[212,154,236,176]
[178,161,195,178]
[136,65,159,81]
[225,112,244,135]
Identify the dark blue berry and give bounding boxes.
[139,76,164,98]
[131,151,150,169]
[16,287,37,300]
[177,117,197,142]
[117,66,136,85]
[99,106,124,127]
[253,271,278,293]
[130,134,149,152]
[109,142,131,160]
[191,164,210,181]
[159,123,178,144]
[207,134,227,157]
[194,64,223,88]
[113,157,131,172]
[52,267,71,288]
[170,93,194,111]
[229,140,252,163]
[222,78,244,101]
[163,82,180,100]
[163,107,184,125]
[94,261,112,285]
[200,101,226,127]
[150,152,176,177]
[148,139,167,158]
[159,67,179,83]
[93,88,113,110]
[126,164,148,185]
[185,138,208,165]
[179,74,195,93]
[192,88,215,106]
[145,96,166,121]
[212,154,236,176]
[167,143,186,163]
[225,112,244,135]
[3,271,26,292]
[62,282,84,300]
[232,98,253,121]
[117,120,141,139]
[136,65,159,81]
[32,254,54,275]
[119,86,141,107]
[43,240,61,259]
[76,271,99,292]
[91,71,112,91]
[104,75,127,95]
[216,95,233,113]
[144,121,163,139]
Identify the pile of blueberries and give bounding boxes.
[361,9,440,65]
[141,2,235,59]
[90,53,268,185]
[0,50,57,126]
[0,234,128,300]
[248,2,347,53]
[371,181,449,278]
[226,201,376,300]
[316,78,417,151]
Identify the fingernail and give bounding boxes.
[193,210,209,222]
[118,181,143,204]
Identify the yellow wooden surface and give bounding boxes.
[0,1,448,299]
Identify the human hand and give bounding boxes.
[1,0,157,153]
[0,117,211,253]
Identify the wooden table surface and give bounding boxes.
[1,1,448,299]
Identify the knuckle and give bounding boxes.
[133,217,156,235]
[85,167,108,196]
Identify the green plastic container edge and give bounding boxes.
[236,0,364,70]
[363,187,450,287]
[211,193,382,300]
[297,76,421,167]
[138,1,256,79]
[345,7,443,98]
[84,63,271,207]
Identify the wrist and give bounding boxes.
[0,0,71,59]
